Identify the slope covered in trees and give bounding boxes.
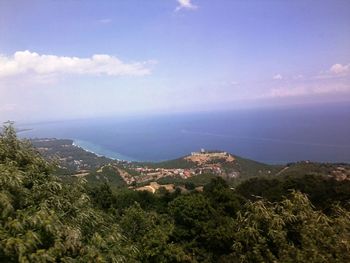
[1,124,350,262]
[0,125,136,261]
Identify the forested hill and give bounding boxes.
[1,124,350,262]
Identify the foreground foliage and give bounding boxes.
[1,124,350,262]
[0,125,136,262]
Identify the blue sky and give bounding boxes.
[0,0,349,122]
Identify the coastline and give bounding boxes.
[72,141,104,158]
[72,139,137,162]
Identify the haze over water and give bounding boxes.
[20,102,350,164]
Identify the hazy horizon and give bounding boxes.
[11,100,350,126]
[1,0,350,122]
[16,101,350,164]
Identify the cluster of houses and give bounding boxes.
[113,149,237,185]
[72,159,91,170]
[190,148,228,157]
[187,149,235,165]
[331,166,350,181]
[131,165,223,183]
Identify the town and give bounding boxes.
[116,149,239,186]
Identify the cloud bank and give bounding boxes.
[267,85,349,98]
[176,0,198,11]
[273,74,283,80]
[330,63,350,75]
[0,50,153,78]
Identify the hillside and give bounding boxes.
[1,124,350,262]
[135,150,282,188]
[31,138,112,173]
[29,138,350,192]
[30,139,284,188]
[275,161,350,180]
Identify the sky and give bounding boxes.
[0,0,349,122]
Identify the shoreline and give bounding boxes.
[72,139,137,162]
[72,141,104,158]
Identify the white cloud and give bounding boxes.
[266,84,350,98]
[0,50,154,79]
[330,63,350,75]
[273,74,283,80]
[313,63,350,80]
[175,0,198,11]
[268,87,306,98]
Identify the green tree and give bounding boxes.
[0,123,137,262]
[169,192,237,261]
[222,191,350,263]
[120,203,188,262]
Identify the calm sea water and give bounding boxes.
[18,103,350,164]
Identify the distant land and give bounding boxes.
[31,138,350,192]
[16,128,33,133]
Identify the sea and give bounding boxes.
[18,102,350,164]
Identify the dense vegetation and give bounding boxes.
[1,124,350,262]
[85,166,127,188]
[156,173,216,187]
